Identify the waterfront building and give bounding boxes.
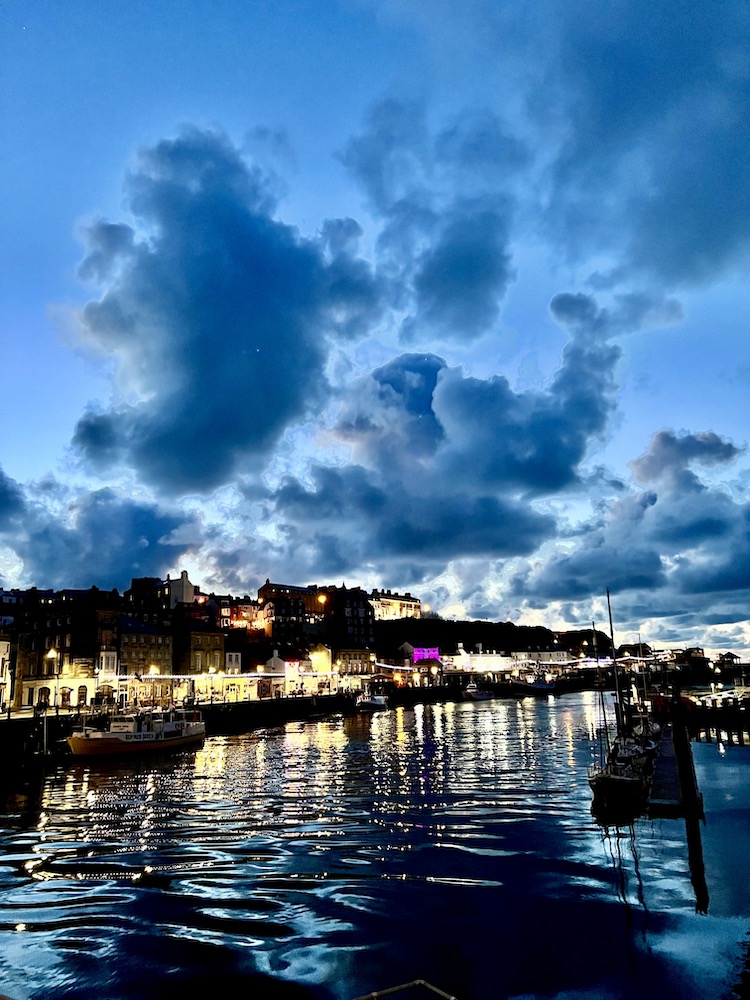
[117,617,173,674]
[124,570,203,626]
[13,587,121,710]
[0,632,10,712]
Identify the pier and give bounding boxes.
[648,723,683,818]
[648,719,703,820]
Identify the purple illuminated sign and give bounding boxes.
[413,647,439,663]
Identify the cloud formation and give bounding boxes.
[0,475,194,590]
[72,127,382,495]
[237,290,638,592]
[342,101,522,342]
[3,1,750,654]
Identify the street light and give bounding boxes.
[46,647,61,710]
[148,663,159,706]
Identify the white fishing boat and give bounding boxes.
[66,707,206,757]
[355,689,389,712]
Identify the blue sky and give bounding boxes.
[2,1,749,655]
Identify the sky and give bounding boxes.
[1,0,749,655]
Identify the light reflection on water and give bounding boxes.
[0,692,747,1000]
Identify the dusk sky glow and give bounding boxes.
[2,1,750,654]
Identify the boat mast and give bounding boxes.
[592,620,611,759]
[607,589,625,736]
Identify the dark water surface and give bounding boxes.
[0,692,748,1000]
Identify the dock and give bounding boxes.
[648,720,704,820]
[648,724,683,817]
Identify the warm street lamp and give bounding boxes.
[46,647,61,709]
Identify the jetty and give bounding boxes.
[648,722,703,820]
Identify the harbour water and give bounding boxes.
[0,691,748,1000]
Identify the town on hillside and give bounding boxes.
[0,571,743,713]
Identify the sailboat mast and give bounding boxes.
[592,621,610,758]
[607,589,625,735]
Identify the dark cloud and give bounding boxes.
[403,200,514,341]
[0,466,26,531]
[513,428,748,621]
[334,352,447,471]
[430,294,625,496]
[342,100,521,342]
[541,0,750,283]
[549,291,683,340]
[630,430,744,490]
[72,126,383,494]
[2,486,196,590]
[242,292,639,583]
[270,462,554,579]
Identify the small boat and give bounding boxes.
[610,735,657,770]
[463,682,492,701]
[66,707,206,757]
[588,759,650,811]
[588,594,655,820]
[511,669,556,695]
[355,690,389,712]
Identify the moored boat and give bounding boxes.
[588,594,656,820]
[464,681,492,701]
[66,708,206,757]
[587,759,651,816]
[511,669,556,695]
[355,690,389,712]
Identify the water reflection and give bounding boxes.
[0,693,746,1000]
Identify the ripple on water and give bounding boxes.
[0,692,742,1000]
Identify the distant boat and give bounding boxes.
[463,682,492,701]
[511,668,556,696]
[66,708,206,757]
[355,689,389,712]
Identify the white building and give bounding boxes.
[370,589,422,621]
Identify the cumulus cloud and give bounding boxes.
[8,0,748,649]
[0,484,196,590]
[511,428,748,630]
[0,467,26,531]
[341,100,522,342]
[630,430,744,490]
[226,288,645,588]
[71,127,383,495]
[376,1,750,287]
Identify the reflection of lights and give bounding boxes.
[15,923,27,931]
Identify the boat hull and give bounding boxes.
[66,729,205,757]
[511,681,556,696]
[464,690,493,701]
